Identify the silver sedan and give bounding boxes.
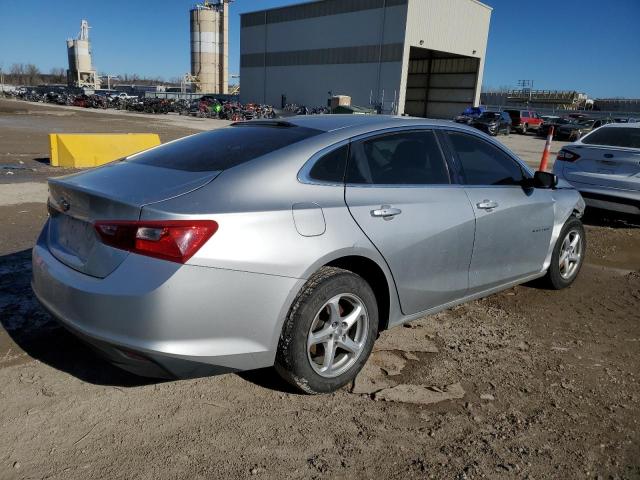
[32,115,586,393]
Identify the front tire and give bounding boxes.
[275,267,378,394]
[543,217,586,289]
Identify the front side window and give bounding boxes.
[346,130,450,185]
[445,131,526,186]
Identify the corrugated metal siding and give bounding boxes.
[241,43,404,68]
[241,4,407,54]
[399,0,491,116]
[405,0,490,57]
[240,0,408,109]
[241,0,407,27]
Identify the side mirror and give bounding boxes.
[533,171,558,189]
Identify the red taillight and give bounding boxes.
[94,220,218,264]
[557,149,581,162]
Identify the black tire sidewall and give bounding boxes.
[276,268,378,394]
[547,217,586,289]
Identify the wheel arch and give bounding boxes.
[324,255,392,333]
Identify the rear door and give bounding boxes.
[442,130,555,291]
[344,129,476,315]
[563,127,640,190]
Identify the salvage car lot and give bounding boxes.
[0,99,639,479]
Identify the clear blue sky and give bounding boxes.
[1,0,638,97]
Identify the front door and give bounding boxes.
[442,130,555,292]
[344,129,476,315]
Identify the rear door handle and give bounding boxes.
[371,205,402,218]
[476,200,499,210]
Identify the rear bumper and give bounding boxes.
[31,232,303,378]
[580,191,640,215]
[552,169,640,215]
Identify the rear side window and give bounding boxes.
[346,130,450,185]
[308,144,349,183]
[446,131,526,186]
[128,124,322,172]
[582,127,640,148]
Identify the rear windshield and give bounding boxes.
[582,127,640,149]
[128,124,322,172]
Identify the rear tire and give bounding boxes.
[275,267,378,394]
[521,123,528,134]
[543,217,586,289]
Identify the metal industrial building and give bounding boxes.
[240,0,491,118]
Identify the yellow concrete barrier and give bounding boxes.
[49,133,161,168]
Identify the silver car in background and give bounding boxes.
[554,122,640,216]
[32,115,586,394]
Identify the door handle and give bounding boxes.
[476,200,498,210]
[371,205,402,219]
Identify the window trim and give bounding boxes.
[298,125,532,188]
[440,128,533,188]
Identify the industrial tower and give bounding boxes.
[66,20,100,89]
[190,1,231,94]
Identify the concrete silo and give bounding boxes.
[66,20,100,89]
[190,1,229,94]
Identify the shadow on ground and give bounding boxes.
[0,249,294,392]
[0,249,157,387]
[582,207,640,229]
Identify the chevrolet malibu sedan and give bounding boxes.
[32,115,586,394]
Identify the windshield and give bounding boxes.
[479,112,501,120]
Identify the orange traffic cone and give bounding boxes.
[539,126,554,172]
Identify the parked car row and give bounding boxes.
[456,106,638,140]
[456,108,543,136]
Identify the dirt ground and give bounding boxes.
[0,99,638,480]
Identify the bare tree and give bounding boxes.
[49,67,66,84]
[25,64,41,85]
[10,63,25,85]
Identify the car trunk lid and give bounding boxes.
[563,145,640,190]
[46,161,219,278]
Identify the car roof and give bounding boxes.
[596,122,640,129]
[282,114,460,133]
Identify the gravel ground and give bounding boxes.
[0,99,638,480]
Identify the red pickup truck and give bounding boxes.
[504,109,543,134]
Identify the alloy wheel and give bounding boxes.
[559,229,583,280]
[306,293,369,378]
